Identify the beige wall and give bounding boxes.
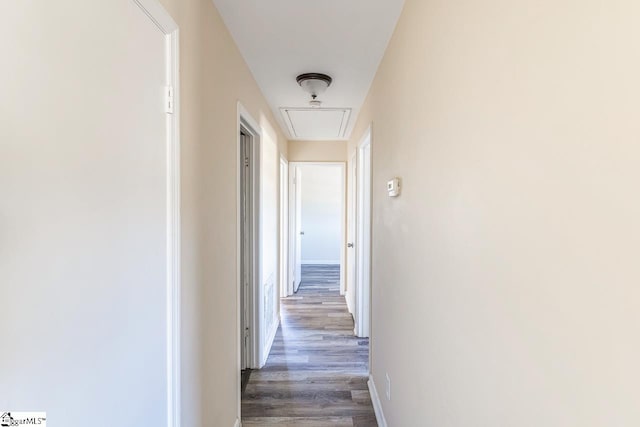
[3,0,285,424]
[156,0,288,425]
[350,0,640,425]
[288,140,347,162]
[2,2,177,424]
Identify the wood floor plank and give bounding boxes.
[242,417,354,426]
[242,265,377,426]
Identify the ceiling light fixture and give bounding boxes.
[296,73,332,108]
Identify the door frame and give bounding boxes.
[288,162,347,295]
[279,156,290,298]
[133,1,181,426]
[236,102,262,380]
[355,126,372,338]
[346,151,357,315]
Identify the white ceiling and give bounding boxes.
[211,0,405,141]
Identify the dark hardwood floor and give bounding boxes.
[242,265,377,426]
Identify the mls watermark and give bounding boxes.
[0,412,46,426]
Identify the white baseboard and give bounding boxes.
[346,293,355,316]
[262,316,280,367]
[234,418,241,427]
[368,375,388,427]
[301,260,340,265]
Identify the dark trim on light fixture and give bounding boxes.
[296,73,333,102]
[296,73,333,87]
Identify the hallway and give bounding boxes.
[242,265,376,426]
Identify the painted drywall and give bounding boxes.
[155,0,288,424]
[300,165,344,265]
[288,140,347,162]
[0,2,169,425]
[211,0,405,142]
[261,131,280,355]
[1,0,288,425]
[350,0,640,425]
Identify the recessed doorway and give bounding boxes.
[238,107,262,382]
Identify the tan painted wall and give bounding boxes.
[288,140,347,162]
[2,2,179,424]
[350,0,640,425]
[156,0,288,425]
[3,0,286,425]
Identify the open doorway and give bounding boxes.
[238,109,261,396]
[289,163,346,294]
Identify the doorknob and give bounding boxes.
[347,243,354,248]
[300,231,305,236]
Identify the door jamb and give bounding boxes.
[133,1,181,426]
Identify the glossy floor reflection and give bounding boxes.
[242,265,376,426]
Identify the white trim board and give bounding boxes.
[368,376,388,427]
[134,0,178,33]
[262,315,280,367]
[234,419,241,427]
[132,2,181,427]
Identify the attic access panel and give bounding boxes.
[281,108,352,140]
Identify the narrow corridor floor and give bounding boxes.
[242,265,377,426]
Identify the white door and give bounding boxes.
[346,153,357,315]
[294,167,303,292]
[1,2,175,425]
[356,135,372,338]
[289,166,303,293]
[279,159,289,298]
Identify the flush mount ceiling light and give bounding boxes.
[296,73,332,108]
